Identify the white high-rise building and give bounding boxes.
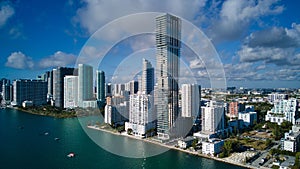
[78,64,93,107]
[52,68,57,101]
[64,76,78,108]
[201,101,225,134]
[155,13,181,139]
[181,84,200,119]
[265,99,299,125]
[125,92,155,137]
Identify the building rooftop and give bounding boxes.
[280,156,295,168]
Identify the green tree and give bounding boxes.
[265,138,272,147]
[192,139,198,149]
[292,152,300,169]
[127,128,133,135]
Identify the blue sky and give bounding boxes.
[0,0,299,88]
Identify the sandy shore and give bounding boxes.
[87,125,255,169]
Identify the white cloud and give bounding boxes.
[128,34,155,52]
[211,0,284,41]
[38,51,77,69]
[238,45,291,64]
[238,23,300,66]
[5,52,34,69]
[0,3,15,27]
[0,3,14,28]
[246,23,300,48]
[74,0,207,35]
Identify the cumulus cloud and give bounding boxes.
[5,51,77,70]
[74,0,207,35]
[222,56,300,81]
[5,52,34,69]
[38,51,77,69]
[0,2,14,28]
[210,0,284,41]
[238,23,300,66]
[246,23,300,48]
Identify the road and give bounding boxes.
[249,144,278,168]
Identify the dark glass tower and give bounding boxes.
[155,13,181,139]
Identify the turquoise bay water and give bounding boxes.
[0,108,245,169]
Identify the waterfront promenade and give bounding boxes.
[87,125,254,169]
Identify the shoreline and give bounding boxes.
[8,107,77,118]
[87,125,254,169]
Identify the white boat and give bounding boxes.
[67,152,75,158]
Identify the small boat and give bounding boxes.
[54,137,60,141]
[44,132,49,136]
[67,152,75,158]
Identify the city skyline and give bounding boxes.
[0,0,299,89]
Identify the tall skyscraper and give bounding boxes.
[181,84,200,119]
[53,67,75,108]
[141,58,154,94]
[64,76,78,108]
[155,13,181,139]
[78,64,93,107]
[96,70,105,102]
[52,68,57,101]
[2,80,12,103]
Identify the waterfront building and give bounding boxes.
[96,70,105,102]
[104,95,129,126]
[265,99,299,125]
[202,139,224,155]
[201,101,225,134]
[12,79,47,106]
[53,67,75,108]
[78,64,94,107]
[125,92,155,137]
[2,80,12,103]
[64,76,78,109]
[47,70,53,102]
[177,136,195,149]
[0,78,9,93]
[155,13,181,140]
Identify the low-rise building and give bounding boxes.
[22,100,33,107]
[177,136,195,149]
[202,139,224,155]
[282,131,300,152]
